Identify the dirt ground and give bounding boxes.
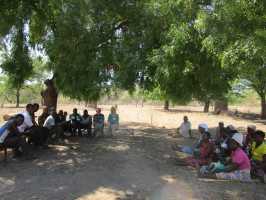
[0,104,265,200]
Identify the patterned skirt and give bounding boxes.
[216,169,252,182]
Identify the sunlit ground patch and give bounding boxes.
[76,187,126,200]
[105,144,130,152]
[0,177,15,195]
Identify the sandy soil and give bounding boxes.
[0,105,265,200]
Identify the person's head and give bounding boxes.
[218,122,224,129]
[229,133,243,150]
[83,109,88,116]
[96,108,101,114]
[58,110,64,116]
[202,132,211,141]
[63,111,68,116]
[42,107,49,114]
[110,107,116,114]
[14,114,24,126]
[51,110,57,118]
[183,116,188,122]
[225,125,237,137]
[26,104,33,113]
[32,103,39,112]
[247,125,256,135]
[198,123,208,134]
[73,108,78,114]
[255,130,265,144]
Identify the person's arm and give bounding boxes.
[189,129,192,138]
[189,122,192,138]
[223,163,239,172]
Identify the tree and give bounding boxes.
[1,22,33,107]
[149,1,233,112]
[199,0,266,117]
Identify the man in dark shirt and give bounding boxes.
[81,109,92,137]
[38,107,49,127]
[69,108,82,136]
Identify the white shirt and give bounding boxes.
[18,111,33,133]
[179,121,191,138]
[43,115,55,129]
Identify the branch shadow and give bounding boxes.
[0,122,264,200]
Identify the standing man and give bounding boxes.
[41,79,58,111]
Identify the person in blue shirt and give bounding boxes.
[108,106,119,136]
[69,108,82,136]
[0,114,32,159]
[93,108,105,137]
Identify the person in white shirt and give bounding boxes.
[178,116,192,138]
[0,114,32,158]
[43,110,64,141]
[18,104,34,133]
[43,114,56,130]
[18,104,49,147]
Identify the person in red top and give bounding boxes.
[176,132,214,168]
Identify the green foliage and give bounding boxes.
[0,0,265,114]
[1,23,33,93]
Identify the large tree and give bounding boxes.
[199,0,266,117]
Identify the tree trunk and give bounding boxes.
[203,100,210,113]
[214,100,228,113]
[164,100,169,110]
[16,87,20,108]
[261,96,266,119]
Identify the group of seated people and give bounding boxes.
[176,116,266,183]
[0,104,119,160]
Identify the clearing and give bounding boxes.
[0,105,265,200]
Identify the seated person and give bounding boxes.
[177,123,209,155]
[93,108,105,137]
[250,130,266,183]
[199,133,252,182]
[177,116,192,138]
[215,122,225,144]
[177,132,214,168]
[244,125,256,148]
[63,111,68,120]
[69,108,82,136]
[0,114,32,159]
[31,103,40,126]
[56,110,66,124]
[216,125,237,159]
[38,107,49,127]
[107,107,119,136]
[43,110,64,142]
[81,110,92,137]
[18,104,49,147]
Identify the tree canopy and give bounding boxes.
[0,0,265,116]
